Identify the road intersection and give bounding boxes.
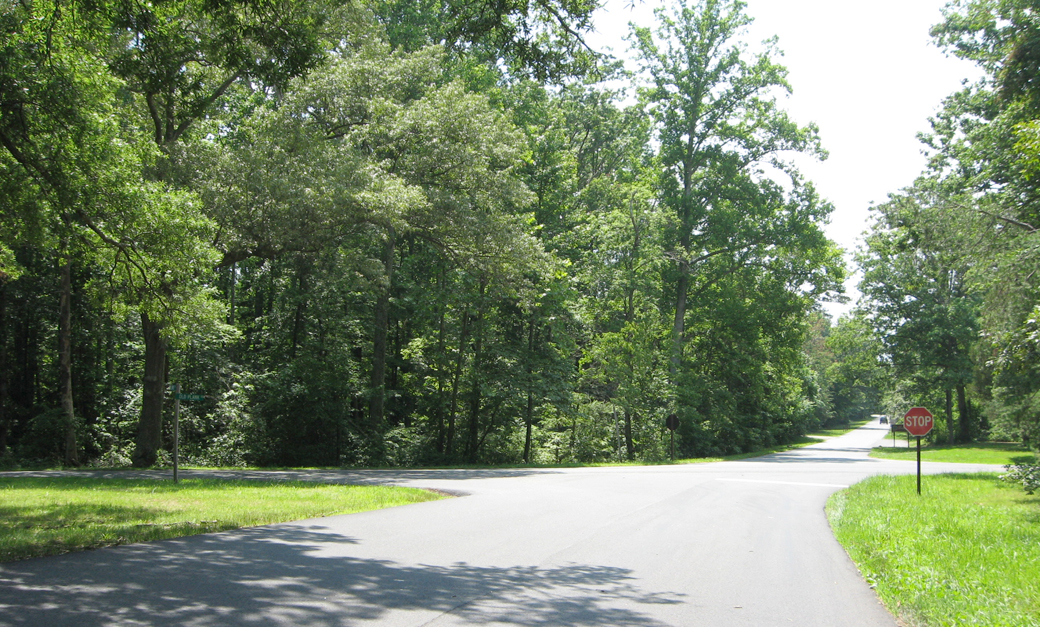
[0,422,998,626]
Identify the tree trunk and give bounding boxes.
[670,267,688,380]
[570,409,577,455]
[464,283,487,462]
[59,252,78,466]
[956,383,970,443]
[228,262,236,326]
[624,410,634,461]
[523,317,535,464]
[435,304,447,454]
[227,262,236,361]
[945,388,954,445]
[290,263,307,359]
[524,390,534,464]
[132,313,167,467]
[445,310,470,458]
[394,318,406,427]
[369,228,395,435]
[0,281,8,454]
[465,309,485,462]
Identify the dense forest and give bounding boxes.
[0,0,1035,469]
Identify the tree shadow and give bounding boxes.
[10,468,561,491]
[0,524,683,627]
[0,502,170,528]
[739,449,880,464]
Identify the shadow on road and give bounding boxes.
[0,524,683,627]
[11,467,562,487]
[739,448,886,464]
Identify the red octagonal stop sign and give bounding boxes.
[903,407,934,437]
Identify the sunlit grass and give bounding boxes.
[807,416,875,439]
[869,442,1035,466]
[0,476,443,562]
[828,473,1040,626]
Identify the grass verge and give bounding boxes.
[0,476,444,562]
[827,473,1040,626]
[869,442,1035,465]
[807,416,875,439]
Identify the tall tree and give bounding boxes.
[915,0,1040,442]
[88,0,335,466]
[630,0,840,423]
[858,184,980,443]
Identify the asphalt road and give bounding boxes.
[0,422,1000,627]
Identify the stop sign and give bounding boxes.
[903,407,934,437]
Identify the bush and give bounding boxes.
[1001,460,1040,494]
[17,407,78,464]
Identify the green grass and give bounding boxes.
[808,416,876,439]
[0,476,444,562]
[828,473,1040,627]
[869,442,1035,465]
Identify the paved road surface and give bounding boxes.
[0,422,999,626]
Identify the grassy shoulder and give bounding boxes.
[0,476,444,562]
[807,416,876,439]
[869,441,1035,465]
[827,473,1040,627]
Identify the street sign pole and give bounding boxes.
[917,436,922,495]
[665,414,679,461]
[173,382,180,484]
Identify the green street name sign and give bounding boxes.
[175,393,206,401]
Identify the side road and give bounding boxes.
[0,423,998,627]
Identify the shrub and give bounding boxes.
[1001,460,1040,494]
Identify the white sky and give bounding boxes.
[585,0,983,320]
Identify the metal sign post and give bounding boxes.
[665,414,679,461]
[170,388,205,484]
[916,436,922,495]
[173,383,180,483]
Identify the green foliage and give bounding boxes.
[0,0,853,468]
[857,185,981,442]
[824,314,883,424]
[1002,460,1040,494]
[372,0,600,81]
[627,0,844,455]
[846,0,1040,448]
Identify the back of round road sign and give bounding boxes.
[903,407,934,437]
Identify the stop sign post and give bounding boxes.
[903,407,934,495]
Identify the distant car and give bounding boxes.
[872,414,888,424]
[880,416,887,424]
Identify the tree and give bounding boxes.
[372,0,599,81]
[630,0,842,440]
[905,0,1040,443]
[824,313,884,425]
[0,0,216,465]
[858,184,980,443]
[86,0,338,466]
